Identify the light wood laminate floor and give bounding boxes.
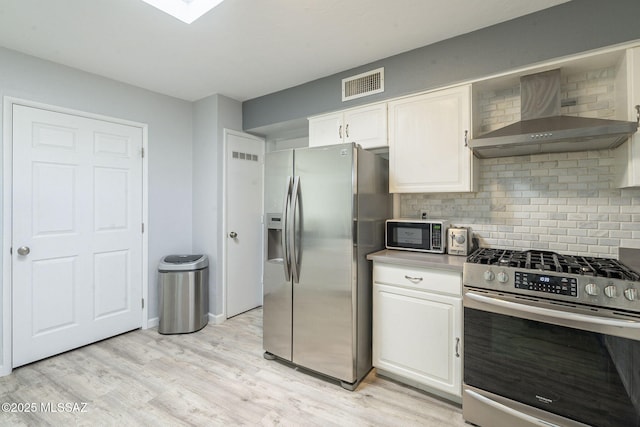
[0,308,466,426]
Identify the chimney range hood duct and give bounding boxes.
[468,69,639,158]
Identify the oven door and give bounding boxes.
[463,289,640,427]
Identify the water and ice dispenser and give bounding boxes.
[266,213,283,262]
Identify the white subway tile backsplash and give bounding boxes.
[550,228,569,236]
[579,236,600,245]
[399,149,640,258]
[621,239,640,249]
[568,228,588,237]
[567,213,587,221]
[599,238,620,246]
[568,244,589,253]
[578,205,599,213]
[621,222,640,231]
[549,242,569,251]
[578,221,598,229]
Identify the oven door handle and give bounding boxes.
[464,389,565,427]
[465,291,640,336]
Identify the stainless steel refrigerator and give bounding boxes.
[263,142,390,390]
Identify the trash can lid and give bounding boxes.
[164,254,203,263]
[159,254,208,271]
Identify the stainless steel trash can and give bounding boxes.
[158,254,209,334]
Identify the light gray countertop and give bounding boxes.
[366,249,466,272]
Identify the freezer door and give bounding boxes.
[263,149,294,360]
[292,144,357,382]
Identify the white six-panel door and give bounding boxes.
[12,105,143,367]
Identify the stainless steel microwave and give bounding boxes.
[385,219,448,253]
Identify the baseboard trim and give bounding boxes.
[146,317,159,329]
[209,313,226,325]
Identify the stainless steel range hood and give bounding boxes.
[468,69,638,158]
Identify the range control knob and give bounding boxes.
[624,288,637,301]
[497,271,509,283]
[585,283,599,296]
[604,285,618,299]
[484,270,495,281]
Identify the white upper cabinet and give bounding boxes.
[388,84,476,193]
[309,112,343,147]
[308,102,387,149]
[616,46,640,188]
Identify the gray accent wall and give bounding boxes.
[243,0,640,133]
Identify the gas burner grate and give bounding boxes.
[466,248,640,281]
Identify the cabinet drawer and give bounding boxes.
[373,263,461,296]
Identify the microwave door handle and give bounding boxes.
[289,176,301,284]
[465,291,640,332]
[281,177,292,281]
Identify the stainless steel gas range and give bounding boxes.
[462,248,640,427]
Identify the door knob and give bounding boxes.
[17,246,30,256]
[229,231,238,239]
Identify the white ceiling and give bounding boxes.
[0,0,569,102]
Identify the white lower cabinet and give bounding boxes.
[372,263,462,401]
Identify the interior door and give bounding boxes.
[12,104,143,367]
[224,130,264,318]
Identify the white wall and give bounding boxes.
[0,47,194,370]
[192,94,243,317]
[266,136,308,152]
[192,96,218,317]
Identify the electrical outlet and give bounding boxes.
[419,210,428,220]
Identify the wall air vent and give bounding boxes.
[342,67,384,102]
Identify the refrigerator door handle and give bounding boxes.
[281,176,292,281]
[290,176,301,284]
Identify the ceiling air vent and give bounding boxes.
[342,67,384,102]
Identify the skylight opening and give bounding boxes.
[141,0,225,24]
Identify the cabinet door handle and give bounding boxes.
[464,130,469,147]
[404,275,423,283]
[338,125,342,139]
[345,123,349,139]
[455,337,461,358]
